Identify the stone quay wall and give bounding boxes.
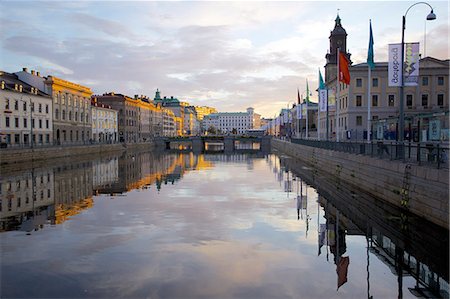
[0,142,156,167]
[272,139,449,229]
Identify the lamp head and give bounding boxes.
[427,9,436,20]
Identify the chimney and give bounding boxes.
[31,70,35,75]
[22,67,28,72]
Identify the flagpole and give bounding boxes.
[326,87,329,141]
[367,66,371,143]
[367,19,373,143]
[306,79,309,139]
[318,99,320,140]
[336,48,340,142]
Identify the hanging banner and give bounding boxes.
[296,104,302,119]
[319,89,327,112]
[328,87,336,108]
[388,43,402,87]
[404,42,420,86]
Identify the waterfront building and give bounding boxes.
[162,108,176,137]
[95,93,140,143]
[14,68,93,145]
[193,106,218,121]
[290,103,318,138]
[184,106,201,135]
[91,98,118,143]
[0,71,53,147]
[202,107,261,134]
[321,15,449,141]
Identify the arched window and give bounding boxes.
[69,111,72,120]
[55,109,59,119]
[62,110,66,120]
[75,112,78,121]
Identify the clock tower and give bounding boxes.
[325,14,352,84]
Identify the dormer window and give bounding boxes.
[14,84,18,91]
[1,81,4,89]
[19,85,23,92]
[31,87,34,94]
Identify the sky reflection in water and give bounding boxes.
[1,152,447,299]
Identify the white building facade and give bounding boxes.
[202,107,261,134]
[91,102,118,143]
[0,72,53,147]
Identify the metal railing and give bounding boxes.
[290,138,449,169]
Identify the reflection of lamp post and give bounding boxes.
[399,2,436,155]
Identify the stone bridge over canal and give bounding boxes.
[155,135,271,152]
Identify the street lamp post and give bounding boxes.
[286,101,294,139]
[399,2,436,158]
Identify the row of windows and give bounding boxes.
[54,93,89,108]
[355,76,445,88]
[0,189,52,212]
[93,110,116,118]
[353,93,445,107]
[55,109,89,122]
[1,173,52,192]
[93,120,117,130]
[55,129,90,143]
[4,116,50,129]
[3,133,51,144]
[4,99,49,113]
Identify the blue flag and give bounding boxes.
[367,20,375,69]
[319,70,326,90]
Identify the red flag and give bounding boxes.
[336,256,350,290]
[297,88,301,104]
[339,52,351,85]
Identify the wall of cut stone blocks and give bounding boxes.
[272,139,449,228]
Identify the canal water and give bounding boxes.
[1,149,448,298]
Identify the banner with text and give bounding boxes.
[388,43,402,87]
[328,87,336,109]
[404,42,420,86]
[319,89,327,112]
[296,104,302,119]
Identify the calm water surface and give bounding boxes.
[1,150,448,298]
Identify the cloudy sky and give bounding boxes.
[1,1,448,118]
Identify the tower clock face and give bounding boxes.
[337,40,342,46]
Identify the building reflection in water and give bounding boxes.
[276,155,449,298]
[0,167,54,233]
[0,151,216,232]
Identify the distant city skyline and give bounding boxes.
[1,1,448,118]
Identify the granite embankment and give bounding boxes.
[0,142,156,171]
[273,138,449,229]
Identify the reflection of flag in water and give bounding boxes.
[277,171,283,182]
[318,223,327,256]
[284,180,292,192]
[336,256,350,290]
[327,224,335,246]
[296,195,302,209]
